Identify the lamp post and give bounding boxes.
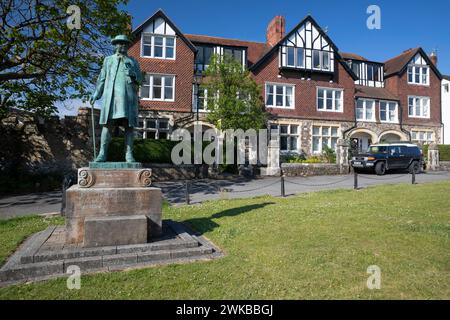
[193,73,203,123]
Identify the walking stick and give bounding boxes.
[90,101,97,160]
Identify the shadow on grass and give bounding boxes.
[183,202,275,234]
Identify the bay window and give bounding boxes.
[286,47,305,68]
[317,88,343,112]
[271,124,299,152]
[379,101,398,123]
[411,130,434,144]
[312,50,331,71]
[265,83,294,108]
[141,74,175,101]
[312,126,339,153]
[408,96,430,118]
[356,99,375,121]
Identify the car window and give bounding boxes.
[368,146,387,153]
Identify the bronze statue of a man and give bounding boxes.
[90,35,143,162]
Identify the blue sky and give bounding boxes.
[123,0,450,75]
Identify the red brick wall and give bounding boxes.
[385,70,441,126]
[251,51,356,121]
[128,35,195,113]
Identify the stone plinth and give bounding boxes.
[65,164,162,247]
[65,185,162,245]
[84,215,148,247]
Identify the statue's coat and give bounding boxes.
[93,54,143,127]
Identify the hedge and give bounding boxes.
[108,138,217,164]
[421,144,450,161]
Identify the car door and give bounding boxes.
[399,146,411,168]
[387,146,402,169]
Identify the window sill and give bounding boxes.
[317,108,344,113]
[141,98,175,102]
[266,105,295,110]
[140,56,176,61]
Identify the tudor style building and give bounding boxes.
[128,9,443,155]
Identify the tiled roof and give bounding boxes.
[185,34,269,67]
[443,75,450,81]
[355,85,399,101]
[384,48,420,77]
[340,52,367,61]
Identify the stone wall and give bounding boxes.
[439,161,450,171]
[281,163,349,177]
[144,163,209,181]
[0,108,99,176]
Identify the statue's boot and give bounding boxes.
[95,126,111,162]
[125,127,136,163]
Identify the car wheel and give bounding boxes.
[409,161,420,174]
[375,162,386,175]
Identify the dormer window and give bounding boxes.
[278,19,335,73]
[407,54,429,85]
[142,34,176,59]
[312,50,330,71]
[286,47,305,68]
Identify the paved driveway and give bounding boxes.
[1,171,450,219]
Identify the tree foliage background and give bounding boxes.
[202,54,267,131]
[0,0,130,119]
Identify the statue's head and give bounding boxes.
[111,35,131,55]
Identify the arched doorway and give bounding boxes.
[183,121,217,140]
[378,131,408,143]
[349,129,378,153]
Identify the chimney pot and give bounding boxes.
[429,51,438,66]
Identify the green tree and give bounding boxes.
[202,53,267,131]
[0,0,130,119]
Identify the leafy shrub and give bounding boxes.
[108,138,179,163]
[421,144,450,162]
[322,145,336,163]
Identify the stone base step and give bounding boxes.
[0,220,223,286]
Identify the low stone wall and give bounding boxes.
[144,163,209,181]
[281,163,349,177]
[439,161,450,171]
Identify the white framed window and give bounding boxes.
[356,99,375,122]
[137,117,170,140]
[141,33,176,59]
[312,125,340,153]
[407,65,429,85]
[141,74,175,101]
[192,86,209,112]
[408,96,430,118]
[379,101,398,123]
[265,83,295,109]
[444,84,449,93]
[286,47,305,68]
[312,50,331,71]
[271,123,300,152]
[411,130,434,144]
[317,88,343,112]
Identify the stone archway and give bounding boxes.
[348,128,378,153]
[378,130,408,143]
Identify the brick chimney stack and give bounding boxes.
[266,16,285,47]
[429,50,438,66]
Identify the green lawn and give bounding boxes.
[0,181,449,299]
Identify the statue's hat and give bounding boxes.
[111,35,131,45]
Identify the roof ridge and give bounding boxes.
[185,33,266,45]
[384,47,420,63]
